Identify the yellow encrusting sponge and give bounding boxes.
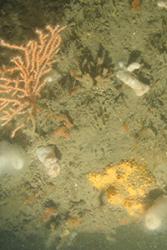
[88,160,157,217]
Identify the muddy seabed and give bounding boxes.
[1,0,167,249]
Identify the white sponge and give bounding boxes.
[0,141,27,174]
[144,196,167,231]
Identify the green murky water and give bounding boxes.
[1,0,167,249]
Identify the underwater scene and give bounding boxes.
[1,0,167,249]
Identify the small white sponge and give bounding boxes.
[0,141,27,174]
[144,196,167,231]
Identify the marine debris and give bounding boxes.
[88,160,157,217]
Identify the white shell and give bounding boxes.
[36,146,60,178]
[116,70,150,96]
